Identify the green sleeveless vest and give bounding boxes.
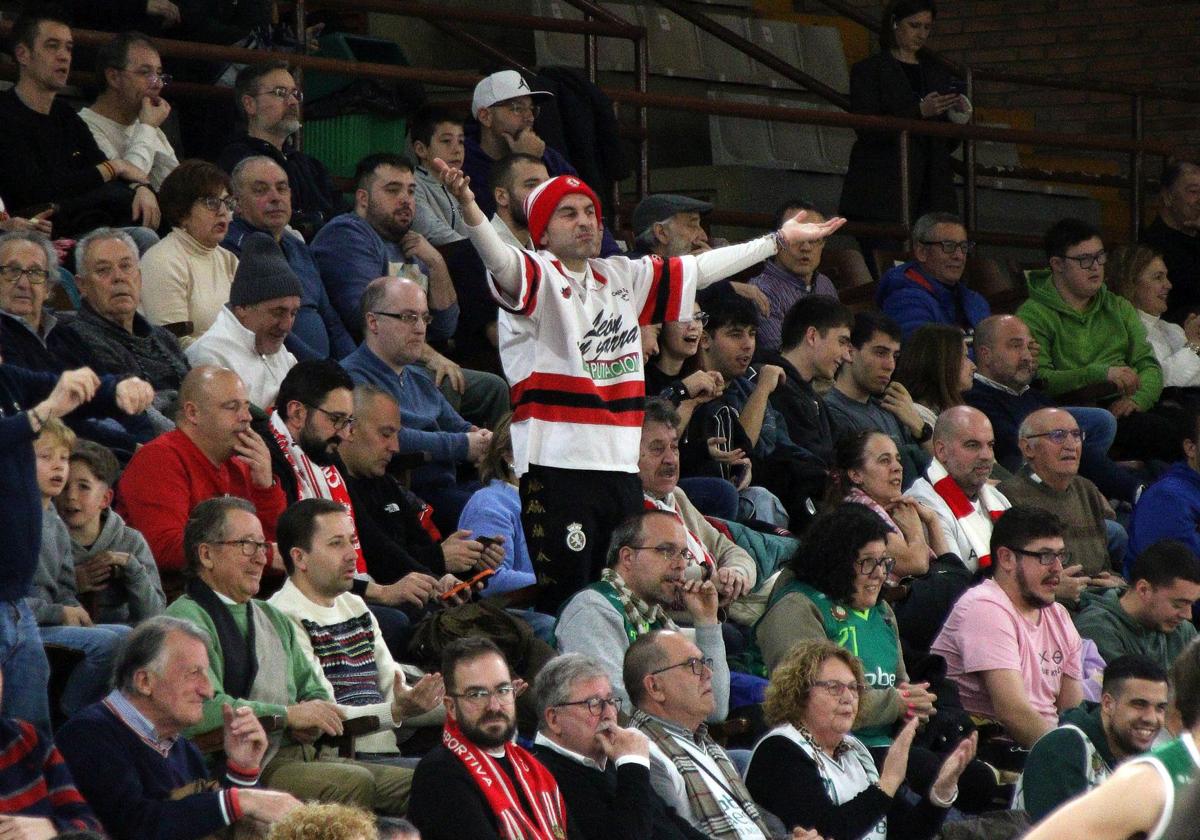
[752,576,900,747]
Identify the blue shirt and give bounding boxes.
[341,343,470,492]
[457,479,535,595]
[310,212,459,342]
[223,219,355,361]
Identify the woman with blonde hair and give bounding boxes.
[745,639,976,839]
[1110,243,1200,388]
[267,803,378,840]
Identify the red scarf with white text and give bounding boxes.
[442,718,567,840]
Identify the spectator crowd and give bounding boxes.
[5,2,1200,840]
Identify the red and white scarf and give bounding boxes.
[267,409,366,573]
[442,719,568,840]
[927,458,1007,571]
[643,493,716,574]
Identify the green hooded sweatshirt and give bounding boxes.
[1015,701,1116,821]
[1017,269,1163,410]
[1074,587,1198,672]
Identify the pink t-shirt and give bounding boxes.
[931,578,1082,724]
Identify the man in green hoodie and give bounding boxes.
[1076,539,1200,670]
[1015,654,1168,821]
[1018,218,1179,462]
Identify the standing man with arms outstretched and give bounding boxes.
[433,158,844,612]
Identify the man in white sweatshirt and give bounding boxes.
[433,158,845,612]
[268,498,445,761]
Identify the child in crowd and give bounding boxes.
[409,105,468,245]
[31,420,131,719]
[57,440,165,625]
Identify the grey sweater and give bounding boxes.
[412,164,467,246]
[556,588,731,723]
[30,505,79,625]
[69,508,165,624]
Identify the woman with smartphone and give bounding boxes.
[839,0,972,247]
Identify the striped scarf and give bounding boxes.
[630,710,770,840]
[926,458,1007,570]
[599,568,678,637]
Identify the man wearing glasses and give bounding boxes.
[410,637,568,840]
[343,276,493,534]
[81,32,179,192]
[877,212,991,341]
[1019,219,1175,458]
[165,497,413,813]
[219,61,344,238]
[530,652,711,840]
[463,70,620,259]
[932,506,1085,750]
[1000,407,1128,603]
[557,510,729,723]
[626,629,774,840]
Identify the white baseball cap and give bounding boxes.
[471,70,553,117]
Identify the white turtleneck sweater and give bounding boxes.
[140,227,239,348]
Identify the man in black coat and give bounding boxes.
[762,295,854,470]
[530,653,709,840]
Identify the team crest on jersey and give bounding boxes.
[561,285,572,299]
[831,605,848,621]
[565,523,586,552]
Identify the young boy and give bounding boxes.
[31,420,130,719]
[57,440,164,625]
[409,104,468,246]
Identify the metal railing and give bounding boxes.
[809,0,1200,240]
[6,11,1177,248]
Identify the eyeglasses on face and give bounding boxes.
[812,679,865,698]
[124,68,171,86]
[630,543,696,564]
[1060,250,1107,270]
[690,311,710,326]
[372,310,435,326]
[919,239,975,256]
[0,265,49,285]
[553,696,621,716]
[209,538,271,557]
[1024,428,1085,444]
[853,555,896,576]
[650,656,713,678]
[198,195,238,213]
[258,86,304,102]
[307,404,355,431]
[451,684,517,705]
[499,102,539,118]
[1008,547,1071,566]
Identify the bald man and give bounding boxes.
[118,366,287,597]
[999,408,1126,606]
[906,406,1012,574]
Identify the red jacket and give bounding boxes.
[117,429,287,577]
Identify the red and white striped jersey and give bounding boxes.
[489,247,697,476]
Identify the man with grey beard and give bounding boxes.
[218,61,343,238]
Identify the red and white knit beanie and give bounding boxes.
[523,175,603,248]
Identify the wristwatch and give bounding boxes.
[915,422,933,443]
[661,381,691,406]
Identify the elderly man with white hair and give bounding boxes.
[51,227,190,431]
